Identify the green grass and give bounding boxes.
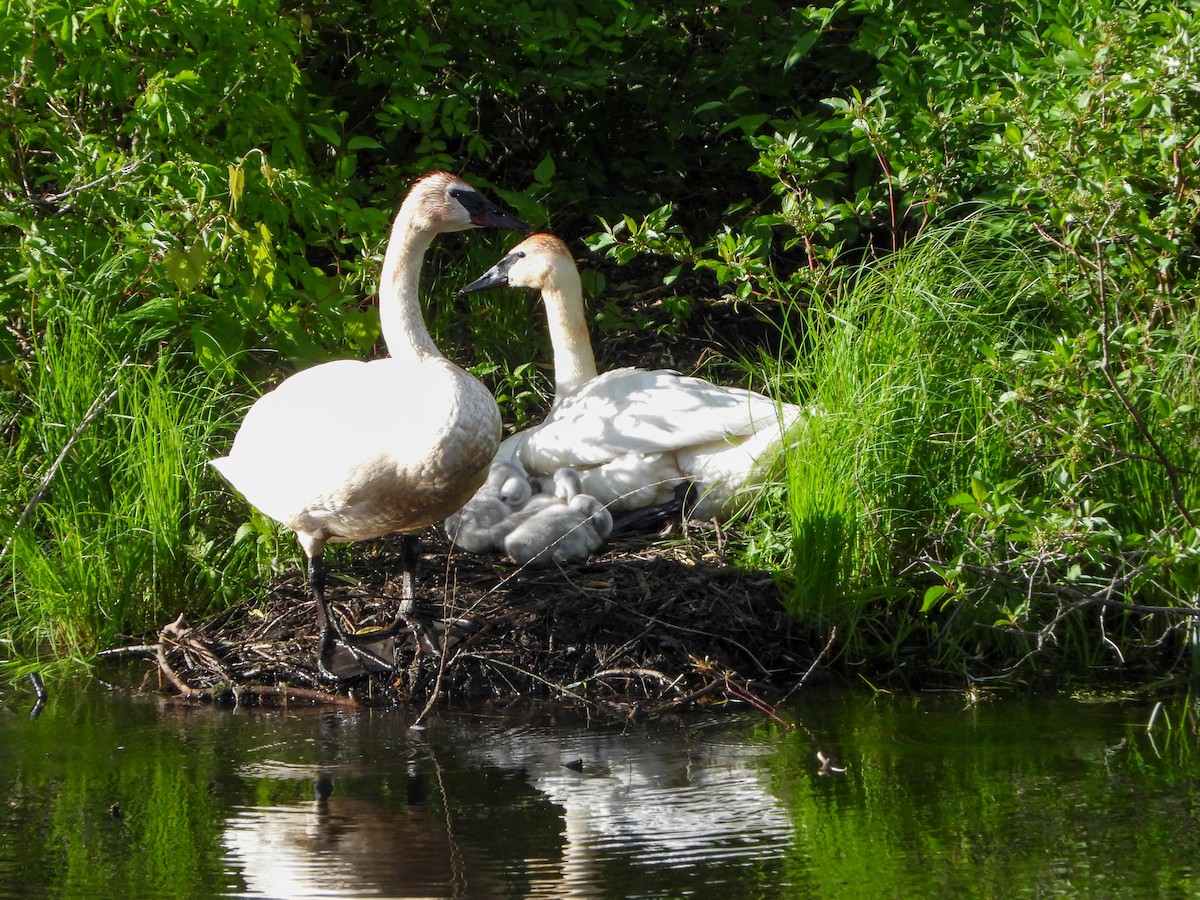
[0,293,262,676]
[734,212,1200,683]
[740,217,1053,668]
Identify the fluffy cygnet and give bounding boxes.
[503,468,613,566]
[444,461,533,553]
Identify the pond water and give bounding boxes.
[2,678,1199,898]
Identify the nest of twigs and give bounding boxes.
[120,524,828,720]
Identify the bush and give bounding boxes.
[591,0,1200,681]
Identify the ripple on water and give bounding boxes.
[454,717,795,888]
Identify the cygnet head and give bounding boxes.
[551,467,584,502]
[403,171,530,235]
[498,469,533,507]
[569,493,613,542]
[475,461,532,508]
[458,233,580,295]
[483,461,522,490]
[503,496,608,566]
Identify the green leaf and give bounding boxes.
[921,584,949,612]
[163,245,208,293]
[310,123,341,148]
[784,31,819,71]
[244,223,275,289]
[227,164,245,207]
[947,492,983,516]
[346,135,383,150]
[970,475,990,504]
[720,113,769,136]
[533,154,556,185]
[190,311,244,377]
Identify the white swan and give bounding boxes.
[459,233,806,521]
[503,468,613,566]
[211,171,528,672]
[443,460,533,553]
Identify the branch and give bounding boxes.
[0,361,127,568]
[26,157,145,214]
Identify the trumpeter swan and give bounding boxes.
[443,460,533,553]
[459,233,806,521]
[502,468,613,566]
[211,171,528,675]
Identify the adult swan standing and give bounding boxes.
[212,172,528,675]
[458,233,807,522]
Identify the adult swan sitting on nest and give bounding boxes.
[458,233,808,523]
[212,172,528,677]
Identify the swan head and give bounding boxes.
[458,233,579,295]
[404,171,530,234]
[459,232,599,398]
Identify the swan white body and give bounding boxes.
[212,171,525,654]
[460,234,806,521]
[214,355,500,552]
[503,468,613,566]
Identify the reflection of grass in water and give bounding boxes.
[768,691,1200,897]
[1142,692,1200,769]
[18,693,230,896]
[1,295,272,674]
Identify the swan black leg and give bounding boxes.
[389,534,438,660]
[309,554,330,632]
[310,554,343,681]
[396,534,419,616]
[310,553,395,681]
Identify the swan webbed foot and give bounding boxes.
[310,553,401,681]
[312,536,434,682]
[316,624,400,683]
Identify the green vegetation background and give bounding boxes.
[2,0,1197,687]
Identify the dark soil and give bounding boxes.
[131,523,826,720]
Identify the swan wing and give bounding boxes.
[517,368,799,468]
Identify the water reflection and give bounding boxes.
[221,714,504,898]
[224,777,496,898]
[7,682,1200,898]
[444,717,795,896]
[219,711,793,898]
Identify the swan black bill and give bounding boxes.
[450,188,531,232]
[458,250,522,294]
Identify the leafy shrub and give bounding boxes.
[591,0,1200,680]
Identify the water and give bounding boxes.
[2,679,1199,898]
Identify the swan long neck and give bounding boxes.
[378,214,442,358]
[542,266,598,398]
